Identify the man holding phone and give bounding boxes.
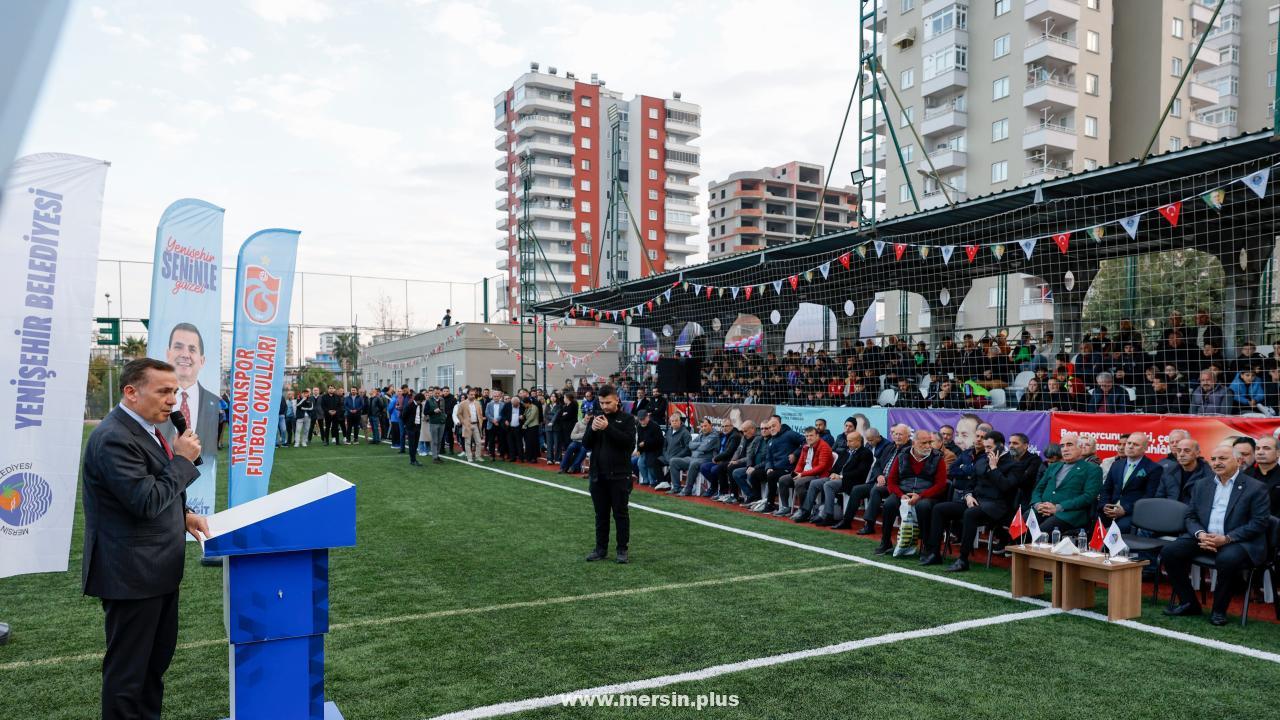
[582,385,637,563]
[1097,432,1164,532]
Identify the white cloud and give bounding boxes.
[229,97,258,112]
[426,1,521,67]
[225,46,254,64]
[246,0,334,24]
[147,122,197,145]
[178,99,223,125]
[177,33,212,73]
[74,98,118,115]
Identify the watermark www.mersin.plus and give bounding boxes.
[561,692,740,710]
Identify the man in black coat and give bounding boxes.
[1161,443,1271,625]
[319,385,344,445]
[82,358,208,720]
[583,385,637,563]
[1005,432,1043,511]
[921,430,1018,571]
[1097,432,1164,533]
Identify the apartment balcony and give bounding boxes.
[540,246,575,262]
[1022,123,1078,151]
[513,90,574,115]
[1023,162,1073,181]
[862,1,887,31]
[921,69,968,98]
[514,114,575,137]
[734,187,765,198]
[494,155,508,170]
[921,105,967,136]
[665,238,699,256]
[861,144,887,168]
[1188,119,1228,142]
[535,228,575,242]
[664,158,701,176]
[495,216,509,230]
[495,134,509,151]
[1190,42,1220,72]
[1023,78,1078,111]
[734,225,764,236]
[664,178,698,195]
[1024,0,1079,24]
[494,237,510,250]
[665,137,699,154]
[1019,299,1055,322]
[920,188,968,210]
[528,159,574,178]
[738,207,764,217]
[917,148,967,175]
[862,111,886,132]
[1190,1,1217,32]
[530,183,574,199]
[496,175,510,191]
[495,257,510,271]
[514,138,575,157]
[1023,34,1079,66]
[1188,81,1220,110]
[528,204,575,221]
[496,196,509,210]
[664,217,699,235]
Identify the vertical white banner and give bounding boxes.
[0,153,109,578]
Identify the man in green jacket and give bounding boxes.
[521,398,542,463]
[425,387,448,464]
[1030,433,1103,536]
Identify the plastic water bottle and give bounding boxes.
[1051,528,1061,546]
[1077,529,1088,552]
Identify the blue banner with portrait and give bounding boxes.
[774,405,888,437]
[147,199,224,520]
[227,229,299,507]
[886,409,1051,456]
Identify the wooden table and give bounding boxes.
[1007,545,1149,621]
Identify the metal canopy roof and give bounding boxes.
[531,130,1279,317]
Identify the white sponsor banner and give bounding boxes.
[0,153,109,578]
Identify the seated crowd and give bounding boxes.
[666,309,1280,414]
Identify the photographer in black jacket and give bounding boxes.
[582,385,637,563]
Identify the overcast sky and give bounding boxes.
[20,0,860,328]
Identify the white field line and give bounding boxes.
[0,564,854,672]
[425,608,1061,720]
[455,458,1280,667]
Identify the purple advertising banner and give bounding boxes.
[886,409,1051,455]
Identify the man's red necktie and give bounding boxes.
[180,390,191,427]
[155,428,174,460]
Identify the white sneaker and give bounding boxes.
[654,482,671,491]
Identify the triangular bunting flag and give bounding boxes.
[1201,188,1226,210]
[918,246,930,260]
[693,284,702,295]
[744,285,753,300]
[941,245,954,265]
[1241,168,1270,199]
[856,245,867,259]
[1053,231,1070,254]
[717,287,725,298]
[893,243,906,261]
[1018,238,1037,260]
[819,262,831,279]
[787,275,799,290]
[838,252,851,270]
[1087,226,1105,242]
[874,240,885,257]
[705,286,713,299]
[1157,201,1182,227]
[647,300,654,311]
[731,286,740,299]
[772,279,783,295]
[964,245,978,263]
[803,270,814,283]
[1119,214,1142,239]
[991,244,1005,260]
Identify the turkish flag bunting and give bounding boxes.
[894,243,907,261]
[839,252,851,269]
[706,286,713,299]
[787,275,799,290]
[1157,201,1182,227]
[964,245,978,263]
[646,300,654,311]
[744,285,753,300]
[1054,232,1071,254]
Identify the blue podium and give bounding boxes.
[203,473,356,720]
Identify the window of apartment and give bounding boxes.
[580,96,592,107]
[1271,71,1278,88]
[992,118,1008,141]
[995,0,1009,17]
[1085,73,1099,96]
[581,179,592,191]
[648,148,658,160]
[580,116,591,128]
[1084,158,1098,171]
[1086,31,1100,53]
[580,265,590,275]
[1171,98,1182,118]
[900,0,913,13]
[581,159,590,170]
[1169,136,1182,152]
[1085,115,1098,138]
[648,128,657,139]
[901,143,914,162]
[993,34,1010,59]
[579,243,589,254]
[581,137,591,149]
[923,4,965,41]
[648,189,658,200]
[993,76,1009,100]
[1268,40,1276,56]
[901,68,915,90]
[648,209,658,221]
[1170,57,1182,77]
[1213,75,1239,96]
[647,249,658,261]
[648,169,658,180]
[923,45,968,80]
[1086,0,1099,9]
[1271,5,1279,24]
[648,107,658,119]
[648,229,657,240]
[991,160,1008,184]
[1171,17,1184,39]
[899,184,911,203]
[581,222,591,234]
[900,106,914,127]
[581,201,592,212]
[719,207,726,217]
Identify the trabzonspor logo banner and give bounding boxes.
[0,467,53,530]
[242,265,281,324]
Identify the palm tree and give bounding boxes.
[332,333,361,391]
[121,336,148,359]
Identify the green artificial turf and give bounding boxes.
[4,429,1280,719]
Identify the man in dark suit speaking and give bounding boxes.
[82,358,209,719]
[163,322,219,471]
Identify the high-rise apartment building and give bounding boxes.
[705,161,860,260]
[494,64,701,317]
[859,0,1274,340]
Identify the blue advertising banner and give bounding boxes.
[147,199,224,519]
[775,405,888,436]
[228,229,299,507]
[886,409,1051,455]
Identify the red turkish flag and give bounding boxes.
[838,252,851,270]
[744,285,753,300]
[1053,232,1071,254]
[646,300,654,311]
[894,243,907,261]
[1157,201,1182,227]
[787,275,799,290]
[706,286,713,299]
[964,245,978,263]
[569,308,576,317]
[1008,507,1026,541]
[1089,518,1106,552]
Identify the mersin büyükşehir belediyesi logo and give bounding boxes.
[0,471,53,527]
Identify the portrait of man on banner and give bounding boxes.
[161,322,220,473]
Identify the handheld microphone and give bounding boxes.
[170,411,203,466]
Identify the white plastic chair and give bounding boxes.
[987,388,1007,409]
[877,388,898,407]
